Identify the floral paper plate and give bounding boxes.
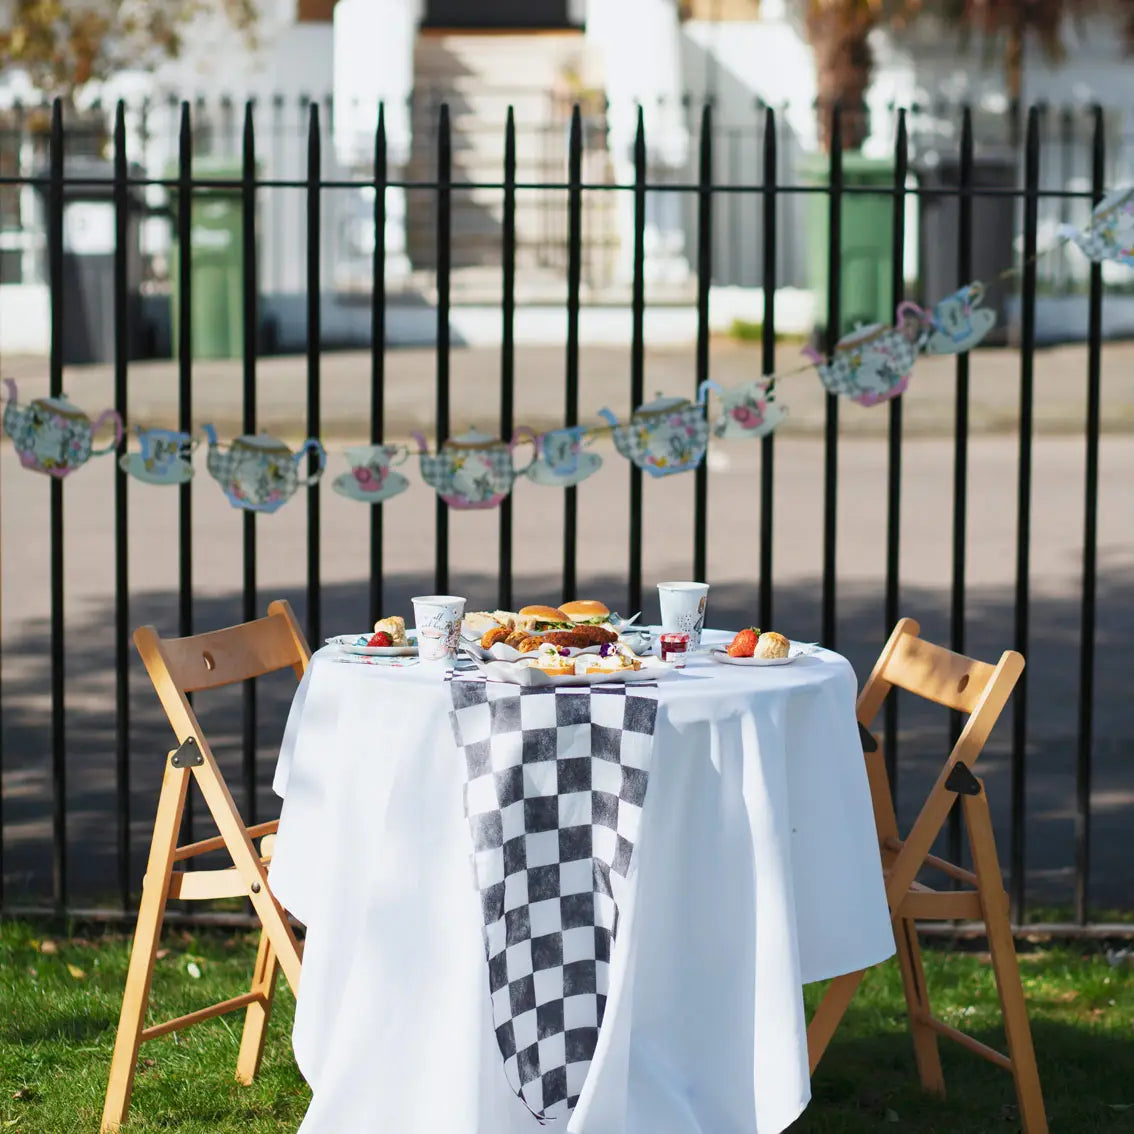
[326,631,419,658]
[709,642,817,667]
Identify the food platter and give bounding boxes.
[464,639,605,663]
[470,654,672,687]
[326,632,419,658]
[708,642,816,667]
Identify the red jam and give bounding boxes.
[659,632,690,666]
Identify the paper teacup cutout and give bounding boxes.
[701,379,788,440]
[120,426,198,485]
[923,282,997,355]
[527,425,602,487]
[333,444,411,504]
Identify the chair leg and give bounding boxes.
[235,929,280,1085]
[190,758,304,995]
[892,915,946,1094]
[964,786,1048,1134]
[807,968,867,1073]
[101,762,189,1133]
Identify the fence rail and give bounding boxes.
[0,97,1126,934]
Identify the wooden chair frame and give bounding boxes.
[101,600,310,1133]
[806,617,1047,1134]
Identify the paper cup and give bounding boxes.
[411,595,466,664]
[657,581,709,648]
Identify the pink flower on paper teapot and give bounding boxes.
[412,426,536,509]
[2,379,123,478]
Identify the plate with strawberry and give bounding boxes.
[711,628,814,667]
[326,619,419,657]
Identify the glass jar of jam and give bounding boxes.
[659,631,691,667]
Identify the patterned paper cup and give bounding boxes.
[411,595,466,664]
[657,581,709,648]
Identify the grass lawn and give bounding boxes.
[2,918,1132,1133]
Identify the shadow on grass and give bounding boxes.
[797,1021,1134,1133]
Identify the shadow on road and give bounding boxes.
[2,570,1131,914]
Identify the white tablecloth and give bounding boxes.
[270,630,893,1134]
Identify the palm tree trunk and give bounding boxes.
[805,3,875,151]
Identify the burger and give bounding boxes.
[560,600,613,627]
[517,604,573,632]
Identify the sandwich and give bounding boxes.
[560,600,613,627]
[517,604,573,632]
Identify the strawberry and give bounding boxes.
[367,630,393,648]
[727,627,761,657]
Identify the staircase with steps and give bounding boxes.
[406,32,619,300]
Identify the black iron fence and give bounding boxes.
[0,97,1128,934]
[4,93,1134,306]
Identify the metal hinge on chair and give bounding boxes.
[945,761,981,796]
[170,738,204,769]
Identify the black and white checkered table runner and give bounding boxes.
[447,674,659,1123]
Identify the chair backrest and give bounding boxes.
[857,617,1024,901]
[134,599,311,753]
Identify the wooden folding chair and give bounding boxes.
[806,617,1047,1133]
[101,600,310,1133]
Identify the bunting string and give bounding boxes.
[0,195,1123,512]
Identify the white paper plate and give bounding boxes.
[471,654,671,687]
[326,631,419,657]
[709,642,815,667]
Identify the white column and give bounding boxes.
[332,0,419,283]
[586,0,691,286]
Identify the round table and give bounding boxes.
[270,630,893,1134]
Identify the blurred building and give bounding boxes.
[1,0,1133,354]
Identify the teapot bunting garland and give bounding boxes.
[1,214,1122,510]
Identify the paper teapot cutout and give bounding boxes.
[700,378,788,440]
[203,424,325,513]
[803,303,924,407]
[2,379,122,478]
[1060,186,1134,266]
[411,426,537,509]
[598,389,710,477]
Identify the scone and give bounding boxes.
[373,616,407,646]
[754,631,790,659]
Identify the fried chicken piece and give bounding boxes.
[574,624,618,646]
[505,630,531,648]
[481,626,512,649]
[539,630,591,650]
[516,636,544,653]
